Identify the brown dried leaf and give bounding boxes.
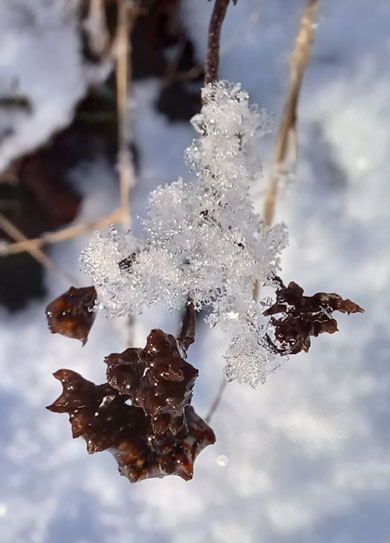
[105,327,198,435]
[46,286,97,345]
[264,277,364,355]
[47,369,215,482]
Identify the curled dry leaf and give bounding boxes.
[105,327,198,435]
[264,277,364,355]
[46,286,97,345]
[47,369,215,482]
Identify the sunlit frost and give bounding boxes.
[80,81,288,386]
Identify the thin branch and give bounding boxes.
[85,0,110,58]
[203,0,234,423]
[116,0,140,227]
[205,377,228,423]
[1,208,126,255]
[205,0,232,84]
[0,213,78,287]
[263,0,318,227]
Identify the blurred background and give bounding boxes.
[0,1,389,542]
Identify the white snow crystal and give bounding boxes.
[81,80,288,386]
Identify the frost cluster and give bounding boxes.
[81,81,288,387]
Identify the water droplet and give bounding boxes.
[216,455,228,467]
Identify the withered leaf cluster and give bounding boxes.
[105,328,198,435]
[46,286,97,345]
[264,277,364,355]
[45,278,363,483]
[47,303,215,482]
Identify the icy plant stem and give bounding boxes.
[0,213,78,287]
[263,0,318,226]
[203,0,235,420]
[205,0,232,84]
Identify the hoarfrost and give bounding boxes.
[81,81,288,386]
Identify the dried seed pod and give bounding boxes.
[46,286,97,345]
[105,328,198,435]
[47,369,215,482]
[264,277,364,355]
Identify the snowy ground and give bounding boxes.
[0,0,389,542]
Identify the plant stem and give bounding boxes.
[203,0,235,422]
[205,377,228,423]
[116,0,140,227]
[0,213,78,287]
[263,0,318,227]
[205,0,231,84]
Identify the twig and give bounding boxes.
[85,0,110,58]
[205,377,228,423]
[1,208,126,255]
[115,0,141,346]
[116,0,140,227]
[263,0,318,227]
[205,0,233,85]
[0,213,78,287]
[169,0,259,86]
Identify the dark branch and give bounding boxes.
[205,0,233,84]
[205,377,228,423]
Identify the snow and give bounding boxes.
[81,81,287,386]
[0,0,389,542]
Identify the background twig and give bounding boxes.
[1,208,126,255]
[254,0,318,302]
[0,213,78,287]
[116,0,139,227]
[263,0,318,227]
[205,378,228,423]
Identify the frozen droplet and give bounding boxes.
[216,455,228,467]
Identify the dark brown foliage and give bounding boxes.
[264,277,364,355]
[46,286,97,345]
[47,369,215,482]
[105,327,198,435]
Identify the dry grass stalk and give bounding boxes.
[263,0,318,227]
[203,0,235,423]
[1,208,126,255]
[85,0,110,58]
[116,0,139,227]
[0,213,78,287]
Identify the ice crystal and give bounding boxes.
[81,81,288,386]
